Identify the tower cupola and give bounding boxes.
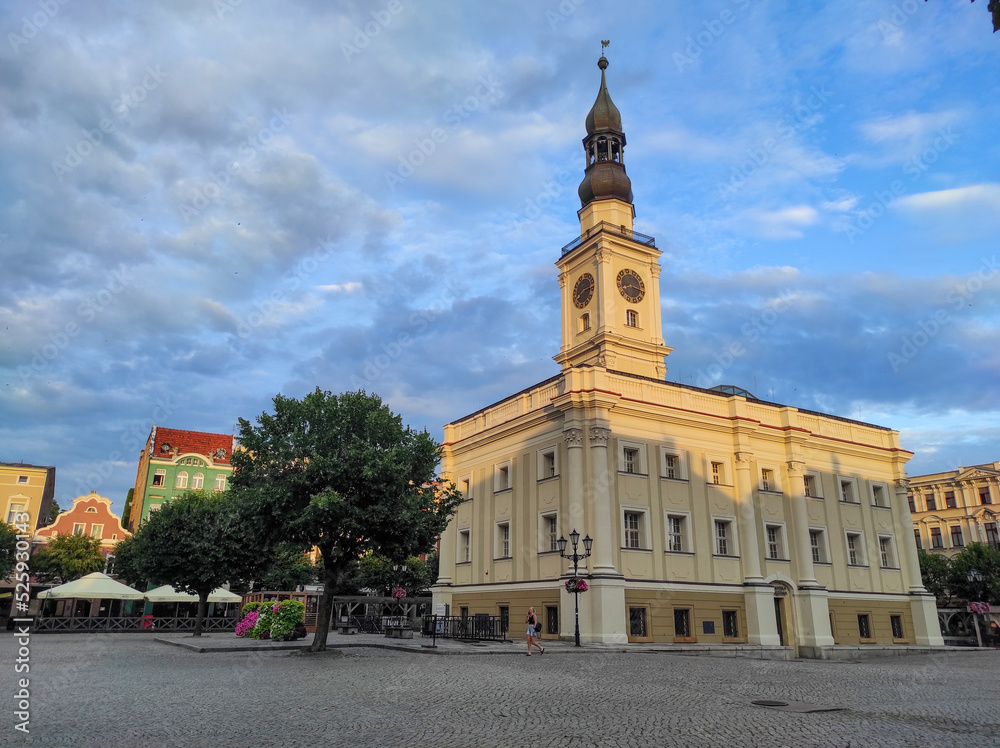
[578,55,633,208]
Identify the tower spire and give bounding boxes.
[578,48,633,212]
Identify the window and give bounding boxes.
[496,522,510,558]
[90,524,104,538]
[459,529,471,563]
[858,614,872,640]
[766,525,783,560]
[148,504,162,515]
[664,453,677,479]
[73,523,85,536]
[950,525,964,548]
[152,469,165,486]
[714,520,732,556]
[629,607,648,637]
[666,515,685,552]
[985,522,999,546]
[945,491,956,509]
[215,474,226,491]
[871,483,889,508]
[623,448,639,474]
[930,527,943,549]
[925,494,936,511]
[192,473,204,490]
[175,471,188,489]
[878,536,895,568]
[914,528,923,550]
[846,532,864,565]
[17,475,27,484]
[722,610,739,638]
[461,478,471,499]
[908,495,916,513]
[890,615,904,640]
[761,469,774,492]
[545,606,558,635]
[980,487,993,505]
[810,529,826,563]
[673,608,691,638]
[495,463,510,492]
[625,309,638,327]
[711,461,724,485]
[623,511,641,549]
[85,507,97,513]
[579,313,590,332]
[542,514,558,552]
[803,474,817,497]
[840,479,857,503]
[541,451,556,479]
[6,504,25,524]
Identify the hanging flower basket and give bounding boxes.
[391,587,406,600]
[968,601,991,615]
[565,578,588,593]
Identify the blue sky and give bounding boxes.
[1,0,998,517]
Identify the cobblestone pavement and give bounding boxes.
[1,633,998,747]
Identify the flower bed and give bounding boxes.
[235,600,306,641]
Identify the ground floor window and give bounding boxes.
[673,608,691,638]
[545,606,558,635]
[890,615,904,640]
[722,610,739,638]
[858,614,872,640]
[628,607,648,638]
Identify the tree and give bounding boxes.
[232,389,463,652]
[947,542,1000,603]
[29,534,105,584]
[132,490,257,636]
[917,550,953,606]
[46,500,61,526]
[122,489,134,528]
[250,542,317,592]
[108,535,147,590]
[0,523,18,581]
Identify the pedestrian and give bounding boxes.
[525,606,544,656]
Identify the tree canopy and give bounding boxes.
[0,523,18,581]
[249,542,318,592]
[232,389,463,651]
[29,534,105,584]
[917,543,1000,607]
[131,490,258,636]
[109,534,147,590]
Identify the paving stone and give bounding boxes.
[0,633,997,747]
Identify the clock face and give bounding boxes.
[616,268,645,303]
[573,273,595,309]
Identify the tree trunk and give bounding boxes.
[309,557,338,652]
[193,592,209,637]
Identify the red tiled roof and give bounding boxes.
[152,427,235,464]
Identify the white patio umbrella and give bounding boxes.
[37,572,144,600]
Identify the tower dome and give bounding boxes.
[578,55,633,208]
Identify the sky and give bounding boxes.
[1,0,999,518]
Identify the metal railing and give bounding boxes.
[421,614,508,642]
[561,221,656,255]
[33,616,237,633]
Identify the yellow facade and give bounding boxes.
[432,56,943,657]
[908,462,1000,558]
[0,462,55,533]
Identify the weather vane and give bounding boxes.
[601,39,610,54]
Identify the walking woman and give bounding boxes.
[525,606,544,656]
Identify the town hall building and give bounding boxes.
[431,55,943,657]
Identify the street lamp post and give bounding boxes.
[967,568,984,647]
[558,529,593,647]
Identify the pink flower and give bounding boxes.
[273,603,280,612]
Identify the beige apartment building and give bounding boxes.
[908,462,1000,557]
[1,462,55,533]
[431,56,943,657]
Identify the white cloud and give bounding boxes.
[319,282,363,293]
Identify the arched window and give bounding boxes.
[175,471,188,489]
[625,310,638,328]
[579,313,591,332]
[611,139,621,163]
[596,137,608,161]
[192,473,204,490]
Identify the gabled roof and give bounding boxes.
[150,427,235,464]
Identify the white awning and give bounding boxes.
[37,572,144,600]
[143,585,243,603]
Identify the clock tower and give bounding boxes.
[554,55,672,380]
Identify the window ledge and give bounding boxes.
[621,547,653,553]
[839,500,861,505]
[872,505,892,510]
[492,556,512,562]
[713,554,740,559]
[766,557,791,563]
[455,561,471,566]
[759,489,784,496]
[661,477,689,482]
[805,495,825,500]
[618,471,649,477]
[664,550,695,556]
[708,482,734,488]
[813,561,833,566]
[847,564,870,569]
[880,566,901,571]
[537,550,561,556]
[493,487,512,495]
[537,475,559,484]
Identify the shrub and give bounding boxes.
[270,600,306,642]
[251,602,276,639]
[235,609,259,637]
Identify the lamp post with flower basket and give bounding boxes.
[558,528,593,647]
